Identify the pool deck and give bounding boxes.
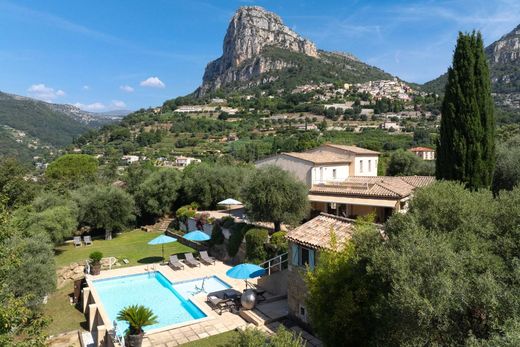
[86,261,252,346]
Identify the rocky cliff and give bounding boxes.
[196,6,390,96]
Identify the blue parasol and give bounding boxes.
[147,234,177,263]
[183,230,210,242]
[226,263,266,279]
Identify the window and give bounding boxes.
[299,304,307,322]
[301,247,310,266]
[360,160,364,173]
[368,160,372,172]
[291,244,315,270]
[332,168,337,179]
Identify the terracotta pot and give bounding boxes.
[90,263,101,275]
[126,333,144,347]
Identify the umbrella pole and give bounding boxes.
[162,244,164,264]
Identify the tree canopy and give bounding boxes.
[45,154,99,187]
[73,185,135,240]
[181,163,253,209]
[242,166,309,231]
[436,31,495,189]
[386,149,434,176]
[134,168,182,220]
[307,182,520,346]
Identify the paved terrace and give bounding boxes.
[86,261,255,346]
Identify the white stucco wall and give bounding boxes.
[256,155,313,186]
[311,165,349,184]
[354,156,378,176]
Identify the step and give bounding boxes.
[239,308,270,326]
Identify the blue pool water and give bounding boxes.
[172,276,231,298]
[92,272,228,333]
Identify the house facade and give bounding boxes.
[285,213,360,328]
[410,147,436,160]
[256,144,434,222]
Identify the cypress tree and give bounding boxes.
[436,31,495,189]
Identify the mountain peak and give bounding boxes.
[486,23,520,64]
[197,6,318,95]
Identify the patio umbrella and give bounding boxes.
[218,198,243,215]
[147,234,177,263]
[226,263,266,288]
[183,230,210,242]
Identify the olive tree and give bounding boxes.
[242,166,309,232]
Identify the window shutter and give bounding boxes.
[291,244,299,266]
[309,249,315,270]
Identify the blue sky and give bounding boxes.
[1,0,519,111]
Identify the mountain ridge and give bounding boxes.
[195,6,394,96]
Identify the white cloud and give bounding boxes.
[83,85,90,90]
[27,83,65,102]
[111,100,126,109]
[73,102,106,111]
[140,76,165,88]
[120,85,134,93]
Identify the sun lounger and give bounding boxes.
[83,235,92,246]
[207,295,235,315]
[168,255,184,270]
[184,253,201,267]
[73,236,82,247]
[199,251,215,265]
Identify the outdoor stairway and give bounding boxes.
[239,298,289,326]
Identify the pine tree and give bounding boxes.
[436,31,495,189]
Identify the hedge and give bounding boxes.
[209,223,225,246]
[245,228,269,264]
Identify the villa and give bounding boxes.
[285,213,374,328]
[410,146,436,160]
[256,144,434,222]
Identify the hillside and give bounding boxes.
[0,91,113,147]
[422,25,520,122]
[195,6,393,97]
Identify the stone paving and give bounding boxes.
[142,313,246,347]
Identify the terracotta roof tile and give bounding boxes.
[324,143,380,155]
[286,213,356,250]
[310,176,435,198]
[283,151,351,164]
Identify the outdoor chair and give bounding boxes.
[168,255,184,270]
[184,253,201,267]
[83,235,93,246]
[73,236,82,247]
[207,295,235,315]
[199,251,216,265]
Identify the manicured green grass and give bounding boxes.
[54,229,194,268]
[179,330,239,347]
[43,281,86,336]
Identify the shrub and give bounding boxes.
[221,216,235,229]
[245,228,269,264]
[117,305,158,336]
[175,204,197,224]
[89,251,103,264]
[266,231,288,259]
[209,223,225,246]
[227,223,251,257]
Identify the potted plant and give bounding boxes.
[117,305,158,347]
[89,251,103,275]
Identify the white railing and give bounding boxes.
[259,252,288,276]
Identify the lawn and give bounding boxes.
[54,229,194,268]
[43,281,86,336]
[179,330,239,347]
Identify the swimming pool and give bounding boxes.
[92,272,230,333]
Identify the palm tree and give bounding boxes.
[117,305,158,347]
